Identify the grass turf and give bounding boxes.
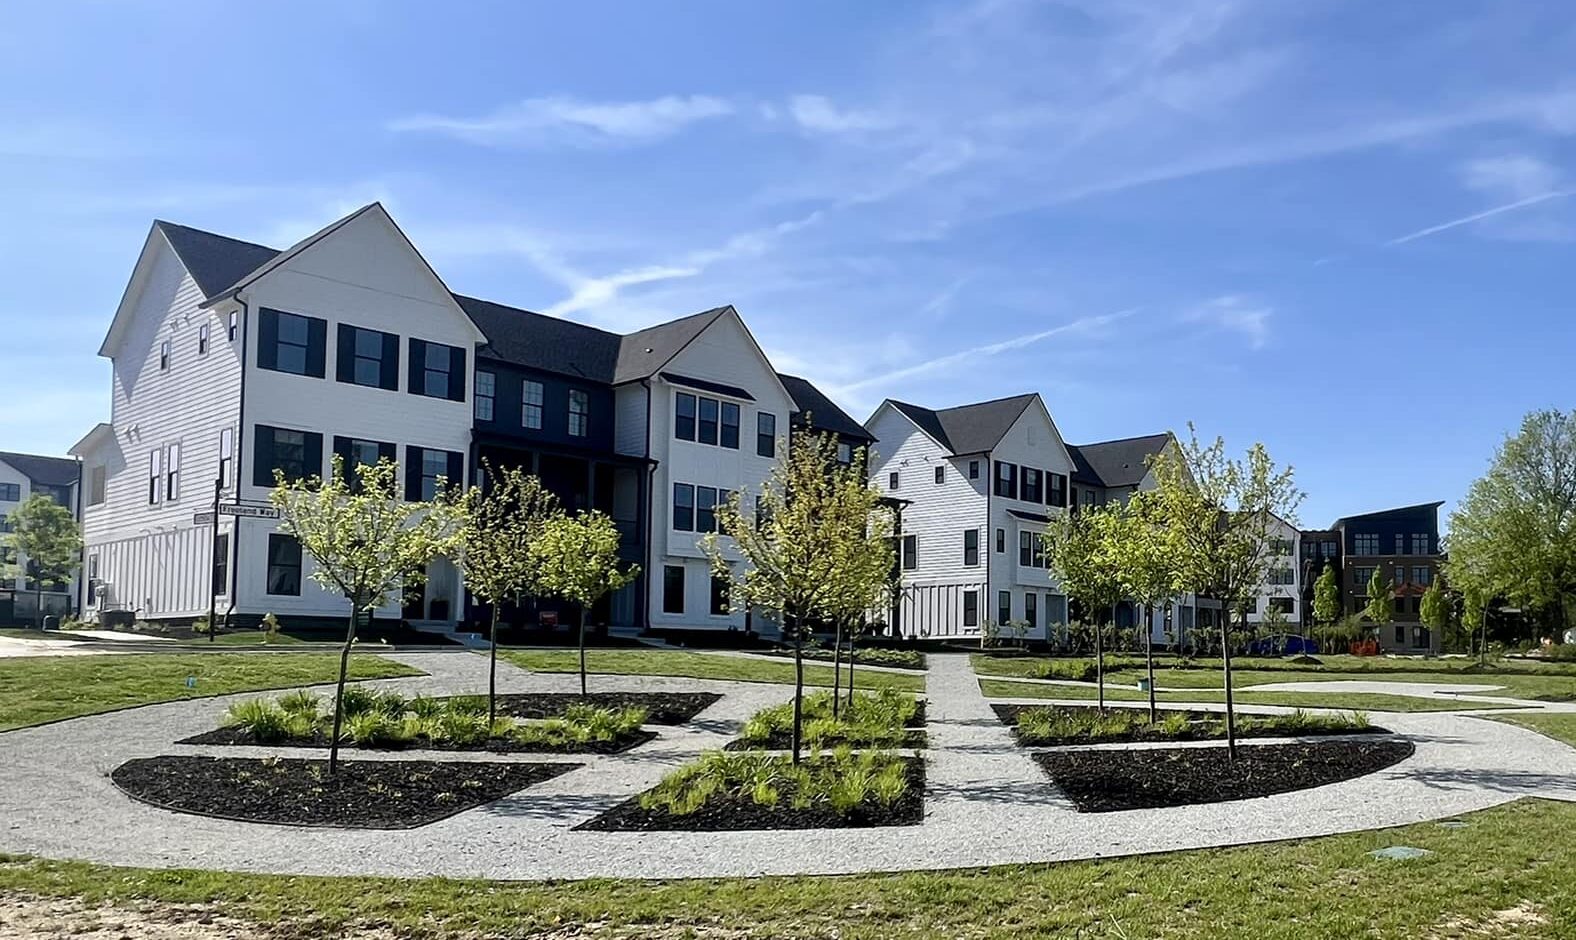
[0,799,1572,937]
[976,678,1480,713]
[0,653,421,732]
[501,648,925,692]
[972,654,1576,703]
[1489,712,1576,749]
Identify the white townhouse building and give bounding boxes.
[865,395,1196,645]
[1243,513,1301,630]
[70,203,866,638]
[0,451,81,625]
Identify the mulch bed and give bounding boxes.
[1034,739,1416,812]
[577,757,925,832]
[178,726,656,755]
[112,756,578,829]
[991,703,1391,746]
[724,701,928,751]
[493,692,722,725]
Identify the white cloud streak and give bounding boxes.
[1182,295,1271,348]
[1385,190,1572,246]
[787,95,901,133]
[389,95,734,148]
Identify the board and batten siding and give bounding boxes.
[80,234,242,619]
[983,402,1075,639]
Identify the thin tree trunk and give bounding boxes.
[831,620,843,719]
[1095,612,1105,714]
[578,606,589,697]
[328,603,358,775]
[1222,603,1238,761]
[846,629,856,706]
[792,627,805,766]
[487,604,500,725]
[1145,604,1157,724]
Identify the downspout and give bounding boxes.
[222,292,250,628]
[73,457,83,620]
[983,453,991,643]
[641,378,653,633]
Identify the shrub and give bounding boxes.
[277,690,320,717]
[639,748,910,817]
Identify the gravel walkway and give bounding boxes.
[2,652,1575,881]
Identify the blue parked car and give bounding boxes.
[1246,633,1320,657]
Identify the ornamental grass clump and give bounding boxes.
[740,690,920,748]
[638,748,910,817]
[222,699,294,743]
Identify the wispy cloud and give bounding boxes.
[389,94,734,148]
[786,95,901,134]
[835,309,1135,393]
[1182,295,1271,348]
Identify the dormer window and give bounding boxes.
[158,340,171,372]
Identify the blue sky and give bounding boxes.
[3,0,1574,528]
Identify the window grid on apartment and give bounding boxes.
[568,389,590,437]
[522,380,544,429]
[475,371,495,421]
[963,528,979,567]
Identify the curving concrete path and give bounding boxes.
[1,652,1574,881]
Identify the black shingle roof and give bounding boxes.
[614,307,732,384]
[0,452,79,488]
[154,221,281,299]
[884,394,1040,455]
[456,294,621,382]
[778,373,874,442]
[1066,433,1172,488]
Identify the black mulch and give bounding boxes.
[178,726,656,755]
[111,756,578,829]
[577,757,926,832]
[991,703,1391,746]
[1034,739,1416,812]
[493,692,722,725]
[725,701,928,751]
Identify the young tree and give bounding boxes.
[1043,504,1126,713]
[1448,409,1576,641]
[1147,425,1304,759]
[1104,491,1181,721]
[2,493,82,629]
[532,510,640,696]
[817,453,896,713]
[702,432,873,764]
[1420,578,1450,651]
[1363,569,1391,627]
[453,463,561,723]
[1313,562,1341,628]
[271,457,458,773]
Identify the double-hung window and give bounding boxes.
[1048,472,1067,507]
[1020,531,1033,567]
[254,426,322,487]
[995,461,1018,499]
[836,442,852,465]
[673,483,695,531]
[568,389,589,437]
[696,486,718,533]
[409,339,465,400]
[962,590,978,628]
[902,534,918,570]
[1025,593,1038,629]
[147,450,161,504]
[756,412,776,457]
[158,340,171,372]
[1022,468,1043,503]
[963,529,979,567]
[198,323,210,356]
[522,380,544,429]
[719,402,739,449]
[163,442,180,502]
[998,591,1012,627]
[474,371,495,421]
[663,566,685,614]
[259,308,325,377]
[227,310,239,342]
[698,397,719,445]
[266,534,302,596]
[675,393,697,441]
[218,428,234,488]
[338,324,399,390]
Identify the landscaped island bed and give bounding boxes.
[580,750,924,832]
[757,646,927,670]
[993,703,1383,746]
[111,756,578,829]
[727,689,926,750]
[185,689,655,755]
[1036,738,1416,812]
[500,648,926,692]
[492,691,720,725]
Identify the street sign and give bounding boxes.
[217,503,280,519]
[193,512,215,526]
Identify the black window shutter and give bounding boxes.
[332,435,351,482]
[449,346,467,402]
[303,432,324,482]
[446,450,463,491]
[378,440,397,466]
[306,317,327,378]
[381,331,400,390]
[253,425,275,487]
[404,445,422,500]
[257,309,279,371]
[335,325,354,383]
[407,339,425,395]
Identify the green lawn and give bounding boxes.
[1,799,1573,937]
[977,678,1479,713]
[972,654,1576,703]
[1490,712,1576,749]
[0,653,421,732]
[501,648,925,692]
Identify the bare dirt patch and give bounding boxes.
[0,894,326,940]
